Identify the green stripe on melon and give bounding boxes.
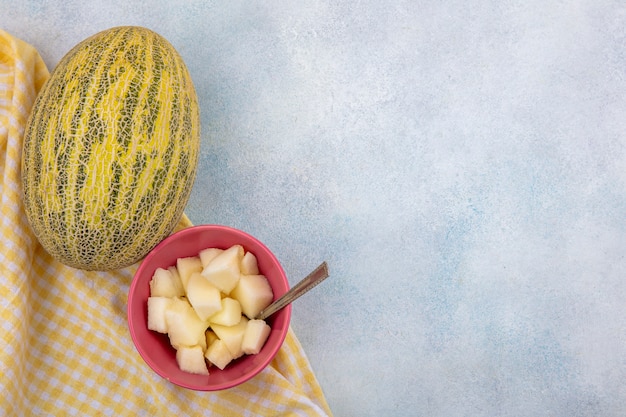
[22,26,200,271]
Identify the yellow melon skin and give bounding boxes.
[21,26,200,271]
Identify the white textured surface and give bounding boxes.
[3,1,626,415]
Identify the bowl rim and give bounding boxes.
[127,224,291,391]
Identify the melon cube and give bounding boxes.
[240,251,259,275]
[176,345,209,375]
[186,272,222,321]
[176,256,203,292]
[208,297,242,327]
[149,267,185,298]
[147,296,173,334]
[168,266,182,289]
[165,297,208,349]
[205,339,234,370]
[211,316,249,359]
[231,274,274,319]
[198,330,208,352]
[199,247,224,268]
[242,319,272,355]
[205,329,219,349]
[201,245,243,294]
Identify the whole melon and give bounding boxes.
[22,26,200,271]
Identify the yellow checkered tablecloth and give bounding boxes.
[0,30,332,416]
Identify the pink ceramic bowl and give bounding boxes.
[127,224,291,390]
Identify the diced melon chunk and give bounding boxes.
[211,316,249,359]
[165,298,208,349]
[176,256,203,292]
[209,297,242,327]
[186,272,222,321]
[201,245,243,294]
[168,266,182,288]
[242,319,271,355]
[205,329,219,348]
[205,339,234,370]
[198,330,208,351]
[240,251,259,275]
[147,296,173,334]
[231,274,274,319]
[176,346,209,375]
[199,247,224,268]
[149,267,185,298]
